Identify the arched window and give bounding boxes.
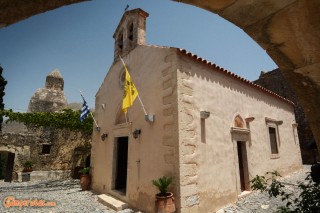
[128,23,134,41]
[234,115,245,128]
[117,32,123,51]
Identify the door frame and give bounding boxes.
[112,136,129,194]
[231,127,251,194]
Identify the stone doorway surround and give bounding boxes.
[231,127,251,195]
[108,122,132,202]
[113,136,129,194]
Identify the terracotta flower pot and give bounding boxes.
[22,167,32,172]
[80,174,91,190]
[155,192,176,213]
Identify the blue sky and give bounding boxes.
[0,0,277,112]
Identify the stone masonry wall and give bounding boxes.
[0,132,34,176]
[27,127,91,172]
[0,125,91,181]
[161,55,181,211]
[177,69,200,213]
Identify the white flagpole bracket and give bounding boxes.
[145,114,154,123]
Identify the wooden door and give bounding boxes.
[237,142,246,191]
[4,152,15,182]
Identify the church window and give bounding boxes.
[128,23,134,41]
[234,115,244,128]
[117,32,123,51]
[119,69,125,89]
[265,117,282,158]
[268,127,278,154]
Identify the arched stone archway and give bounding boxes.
[175,0,320,155]
[0,0,89,28]
[1,0,319,154]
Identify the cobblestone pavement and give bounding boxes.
[0,179,134,213]
[0,165,311,213]
[221,165,311,213]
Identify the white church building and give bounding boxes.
[90,8,302,213]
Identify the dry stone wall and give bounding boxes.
[0,125,91,181]
[0,69,91,181]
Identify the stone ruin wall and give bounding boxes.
[0,125,91,181]
[0,69,91,181]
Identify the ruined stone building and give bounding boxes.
[91,8,302,213]
[0,70,91,182]
[254,69,317,164]
[28,69,67,112]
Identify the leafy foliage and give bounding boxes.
[0,109,93,135]
[23,160,33,168]
[0,66,7,131]
[152,176,173,196]
[250,170,320,212]
[79,167,90,175]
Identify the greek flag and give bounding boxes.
[80,96,90,122]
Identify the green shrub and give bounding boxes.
[250,170,320,212]
[78,167,90,175]
[152,176,173,196]
[23,160,33,168]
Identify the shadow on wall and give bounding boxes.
[71,145,91,179]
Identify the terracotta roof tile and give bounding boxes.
[175,48,294,106]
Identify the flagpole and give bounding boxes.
[137,94,147,116]
[90,110,99,128]
[119,56,148,116]
[80,91,99,128]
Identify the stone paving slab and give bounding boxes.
[98,194,128,211]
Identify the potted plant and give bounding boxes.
[79,167,91,190]
[152,176,176,213]
[22,160,33,172]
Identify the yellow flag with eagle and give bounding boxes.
[120,57,138,113]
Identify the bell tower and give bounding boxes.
[113,8,149,62]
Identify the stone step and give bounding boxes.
[98,194,128,211]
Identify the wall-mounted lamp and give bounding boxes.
[132,129,141,139]
[101,133,108,141]
[101,104,106,110]
[200,111,210,119]
[145,114,155,123]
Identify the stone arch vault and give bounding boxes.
[1,0,319,155]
